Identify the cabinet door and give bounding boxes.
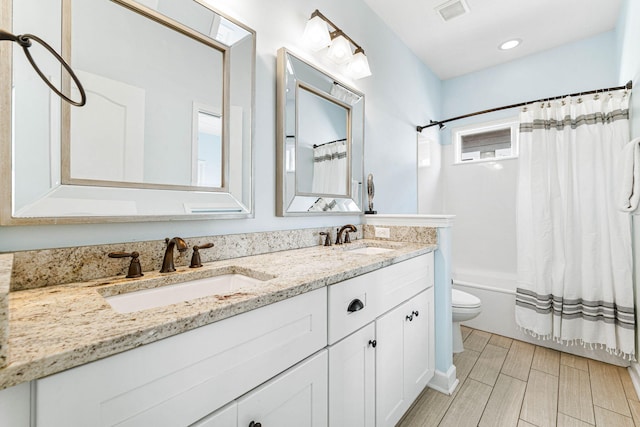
[0,382,31,427]
[375,301,409,427]
[190,401,237,427]
[403,288,434,400]
[329,323,375,427]
[376,289,434,427]
[237,350,328,427]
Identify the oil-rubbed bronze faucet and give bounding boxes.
[335,224,357,245]
[160,237,188,273]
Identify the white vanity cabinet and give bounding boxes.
[34,287,327,427]
[328,253,435,427]
[1,250,435,427]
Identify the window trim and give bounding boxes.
[452,116,519,165]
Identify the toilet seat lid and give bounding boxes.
[452,289,481,308]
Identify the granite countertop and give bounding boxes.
[0,239,435,390]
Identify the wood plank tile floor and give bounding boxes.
[398,326,639,427]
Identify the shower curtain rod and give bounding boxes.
[313,138,347,149]
[416,80,633,132]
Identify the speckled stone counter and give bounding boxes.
[0,254,11,368]
[0,240,435,390]
[9,227,364,292]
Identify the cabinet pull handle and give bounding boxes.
[249,422,262,427]
[413,310,419,318]
[368,339,377,348]
[406,314,414,321]
[347,298,364,312]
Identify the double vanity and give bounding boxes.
[0,0,452,424]
[0,236,436,427]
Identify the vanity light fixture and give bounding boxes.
[302,9,372,79]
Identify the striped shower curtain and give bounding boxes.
[515,89,635,359]
[311,140,347,195]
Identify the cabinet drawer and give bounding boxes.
[375,253,433,315]
[35,288,327,427]
[328,273,378,345]
[328,253,433,344]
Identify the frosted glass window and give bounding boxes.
[453,118,519,164]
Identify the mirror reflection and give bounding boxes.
[297,86,348,195]
[3,0,255,223]
[68,0,224,188]
[277,48,364,216]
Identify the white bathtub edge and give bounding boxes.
[452,279,515,296]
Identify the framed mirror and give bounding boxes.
[276,48,364,216]
[0,0,255,224]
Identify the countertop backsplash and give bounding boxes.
[5,225,440,292]
[363,224,438,244]
[7,227,372,291]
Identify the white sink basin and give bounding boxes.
[105,274,265,313]
[347,246,395,255]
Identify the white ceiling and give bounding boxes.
[363,0,623,80]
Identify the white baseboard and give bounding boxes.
[428,365,459,395]
[628,363,640,399]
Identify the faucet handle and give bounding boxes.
[319,231,332,246]
[108,251,144,278]
[335,227,342,245]
[190,243,214,268]
[344,230,352,244]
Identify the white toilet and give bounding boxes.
[452,289,482,353]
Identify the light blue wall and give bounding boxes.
[0,0,440,251]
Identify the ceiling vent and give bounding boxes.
[435,0,470,22]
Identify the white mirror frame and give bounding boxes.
[0,0,256,225]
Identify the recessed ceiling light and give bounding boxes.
[499,39,521,50]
